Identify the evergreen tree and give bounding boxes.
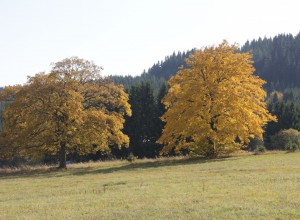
[241,32,300,90]
[124,82,161,158]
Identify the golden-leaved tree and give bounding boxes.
[158,41,276,157]
[0,57,131,168]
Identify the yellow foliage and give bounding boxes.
[267,91,283,104]
[0,57,131,165]
[158,41,276,157]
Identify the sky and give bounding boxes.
[0,0,299,87]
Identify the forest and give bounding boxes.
[110,32,300,158]
[1,33,300,166]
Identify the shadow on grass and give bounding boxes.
[71,156,234,176]
[0,166,69,179]
[0,156,239,179]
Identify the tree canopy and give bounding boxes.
[0,57,131,168]
[158,41,276,157]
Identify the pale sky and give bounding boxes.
[0,0,299,87]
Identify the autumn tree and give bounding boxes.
[158,41,276,157]
[0,57,131,168]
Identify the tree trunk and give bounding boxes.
[213,140,216,156]
[206,138,218,158]
[58,142,67,169]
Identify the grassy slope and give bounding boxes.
[0,152,300,220]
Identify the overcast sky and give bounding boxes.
[0,0,299,87]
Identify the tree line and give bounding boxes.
[112,32,300,152]
[240,32,300,91]
[1,33,300,167]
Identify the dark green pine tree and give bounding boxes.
[124,82,161,158]
[265,99,300,149]
[285,102,300,130]
[155,83,167,137]
[241,32,300,90]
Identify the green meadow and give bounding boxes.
[1,152,300,219]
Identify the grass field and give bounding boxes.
[0,152,300,219]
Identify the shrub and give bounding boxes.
[284,142,298,152]
[127,153,137,162]
[271,129,300,151]
[254,145,266,154]
[248,136,265,151]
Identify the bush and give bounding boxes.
[254,145,266,154]
[127,153,137,162]
[271,129,300,151]
[284,142,298,152]
[248,136,265,151]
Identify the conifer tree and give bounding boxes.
[123,82,164,158]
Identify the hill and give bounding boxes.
[241,32,300,90]
[109,50,194,93]
[107,34,300,159]
[1,152,299,219]
[110,32,300,93]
